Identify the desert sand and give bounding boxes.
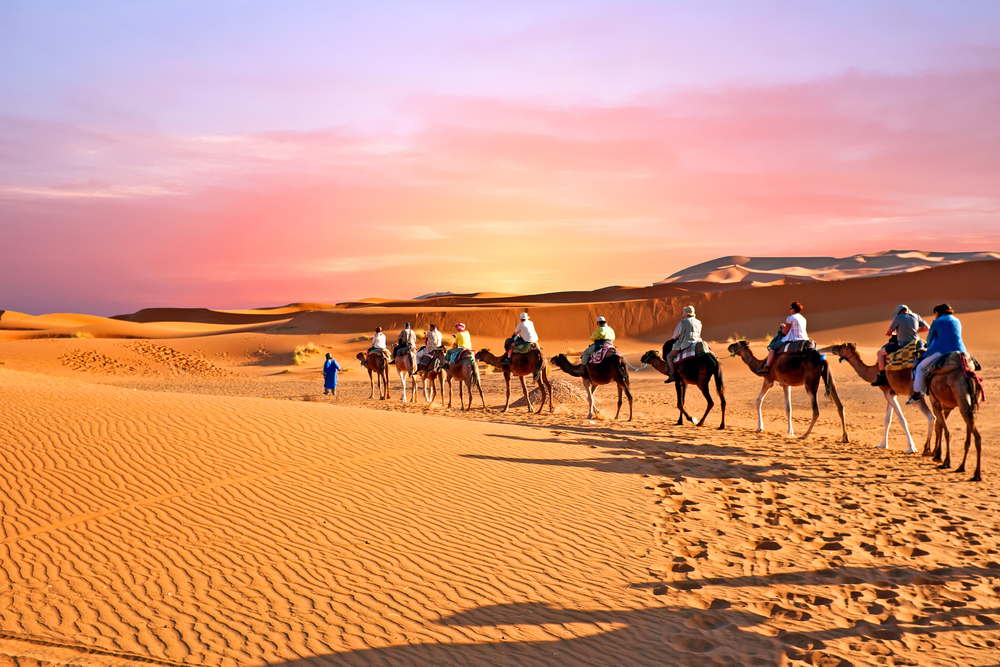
[2,256,1000,666]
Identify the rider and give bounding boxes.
[503,312,538,368]
[581,316,615,364]
[872,305,929,387]
[444,323,472,368]
[416,323,443,367]
[665,306,703,382]
[909,303,966,404]
[761,301,807,374]
[368,326,388,361]
[394,322,417,358]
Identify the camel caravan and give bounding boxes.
[350,301,986,479]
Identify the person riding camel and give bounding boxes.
[368,326,389,362]
[581,316,615,365]
[872,305,929,387]
[394,322,417,358]
[760,301,807,374]
[502,312,538,368]
[665,305,703,382]
[416,323,443,367]
[909,303,966,404]
[444,323,472,368]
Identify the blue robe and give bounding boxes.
[323,359,341,390]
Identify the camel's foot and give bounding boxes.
[675,419,684,426]
[937,461,950,470]
[876,442,887,450]
[717,424,725,431]
[754,427,764,434]
[971,472,982,482]
[841,436,850,444]
[955,464,966,473]
[904,445,917,455]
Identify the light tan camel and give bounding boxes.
[475,348,554,414]
[393,347,418,403]
[727,340,848,442]
[830,342,933,455]
[417,347,446,405]
[432,348,486,411]
[550,352,632,421]
[356,351,391,400]
[923,353,985,481]
[641,346,726,429]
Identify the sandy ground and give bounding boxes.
[1,327,999,667]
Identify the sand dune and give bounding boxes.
[2,253,1000,665]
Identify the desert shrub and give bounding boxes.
[292,342,321,365]
[348,335,371,343]
[70,331,93,339]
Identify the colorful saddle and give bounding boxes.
[676,341,714,363]
[590,345,617,365]
[885,339,924,372]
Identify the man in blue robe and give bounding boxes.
[323,353,341,395]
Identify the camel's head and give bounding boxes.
[550,354,568,365]
[356,352,367,362]
[727,340,750,355]
[640,350,659,364]
[830,342,857,361]
[475,348,490,361]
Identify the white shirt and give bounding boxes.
[514,319,538,343]
[425,328,443,348]
[783,313,808,342]
[371,332,386,349]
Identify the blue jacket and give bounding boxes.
[924,314,966,357]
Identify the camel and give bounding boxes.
[432,348,487,411]
[475,348,554,414]
[417,347,446,405]
[392,347,418,403]
[829,342,934,455]
[356,351,391,400]
[641,344,725,429]
[727,340,848,442]
[551,351,632,421]
[923,354,985,481]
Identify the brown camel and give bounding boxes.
[923,353,985,481]
[392,347,418,403]
[475,348,554,414]
[417,347,445,405]
[551,352,632,421]
[641,344,725,429]
[356,351,391,400]
[829,342,934,455]
[432,348,487,411]
[727,340,848,442]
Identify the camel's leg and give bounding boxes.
[934,405,952,469]
[829,385,849,444]
[497,373,509,412]
[716,369,726,430]
[877,400,893,450]
[584,380,596,419]
[615,383,623,420]
[475,369,487,410]
[753,380,774,433]
[799,388,820,440]
[889,395,917,454]
[916,398,935,456]
[447,378,453,409]
[518,376,532,413]
[697,376,715,427]
[624,380,633,421]
[543,371,554,413]
[368,369,375,399]
[675,381,685,426]
[783,385,794,437]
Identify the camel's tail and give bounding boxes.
[821,355,835,398]
[961,355,986,413]
[713,357,725,397]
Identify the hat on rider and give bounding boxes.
[519,312,529,320]
[933,303,954,315]
[596,316,606,324]
[375,326,382,333]
[683,306,695,317]
[455,323,467,331]
[895,304,909,315]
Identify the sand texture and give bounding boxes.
[2,258,1000,665]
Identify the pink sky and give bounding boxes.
[2,2,999,314]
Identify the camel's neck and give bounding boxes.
[647,355,668,374]
[738,348,766,371]
[842,352,878,382]
[479,352,504,368]
[555,358,585,377]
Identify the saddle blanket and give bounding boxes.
[676,341,714,363]
[393,343,413,358]
[513,341,541,355]
[927,352,982,377]
[885,338,924,372]
[590,345,617,365]
[775,339,815,354]
[448,348,473,364]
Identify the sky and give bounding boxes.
[2,1,999,315]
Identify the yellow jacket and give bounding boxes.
[454,330,471,349]
[590,325,615,342]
